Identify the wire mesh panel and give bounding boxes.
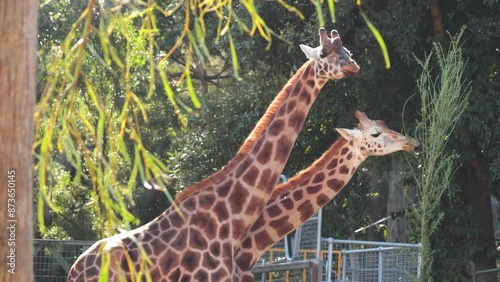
[259,212,321,264]
[298,212,320,258]
[261,267,314,282]
[253,260,320,282]
[319,239,342,281]
[341,247,420,282]
[34,239,93,282]
[256,211,322,282]
[256,237,422,282]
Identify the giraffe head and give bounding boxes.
[300,27,360,79]
[336,110,418,157]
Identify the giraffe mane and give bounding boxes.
[175,61,314,203]
[272,137,349,197]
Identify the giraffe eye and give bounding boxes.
[319,52,327,59]
[371,132,381,138]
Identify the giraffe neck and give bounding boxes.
[234,138,365,279]
[175,61,322,203]
[176,60,328,240]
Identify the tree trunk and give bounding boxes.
[430,0,445,40]
[465,159,497,282]
[386,157,417,243]
[0,0,37,281]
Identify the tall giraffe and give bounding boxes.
[234,111,418,281]
[67,28,360,282]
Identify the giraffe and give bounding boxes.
[234,110,418,281]
[67,28,360,282]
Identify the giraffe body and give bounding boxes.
[67,28,359,282]
[234,111,418,281]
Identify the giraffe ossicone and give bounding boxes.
[234,110,418,282]
[67,28,359,282]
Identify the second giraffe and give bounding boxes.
[234,111,418,281]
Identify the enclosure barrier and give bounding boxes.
[34,239,93,282]
[253,259,320,282]
[254,248,342,282]
[336,240,421,282]
[257,239,421,282]
[34,238,422,282]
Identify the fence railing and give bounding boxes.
[34,239,93,282]
[253,259,320,282]
[341,246,421,282]
[256,248,342,282]
[34,238,422,282]
[257,238,422,282]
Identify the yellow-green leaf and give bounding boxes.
[185,70,201,108]
[312,0,325,28]
[326,0,335,23]
[357,3,391,69]
[228,31,240,79]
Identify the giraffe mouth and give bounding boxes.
[402,138,419,152]
[342,64,360,77]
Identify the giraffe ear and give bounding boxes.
[336,128,361,141]
[300,44,320,60]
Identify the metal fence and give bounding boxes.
[257,238,422,282]
[34,238,421,282]
[341,246,421,282]
[255,210,323,282]
[34,239,93,282]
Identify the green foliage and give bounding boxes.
[33,161,99,240]
[407,28,470,282]
[428,190,475,279]
[35,0,500,278]
[38,0,382,239]
[169,62,290,188]
[36,0,169,236]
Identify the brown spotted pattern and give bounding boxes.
[233,111,418,281]
[66,28,359,282]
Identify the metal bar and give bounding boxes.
[417,249,422,277]
[34,239,94,246]
[326,239,333,282]
[341,246,401,254]
[474,268,500,275]
[378,247,383,282]
[354,215,392,233]
[321,238,421,248]
[260,259,266,282]
[252,260,317,274]
[316,209,322,260]
[474,268,500,282]
[316,209,323,281]
[341,252,347,282]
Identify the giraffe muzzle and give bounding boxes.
[343,62,360,77]
[402,138,419,152]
